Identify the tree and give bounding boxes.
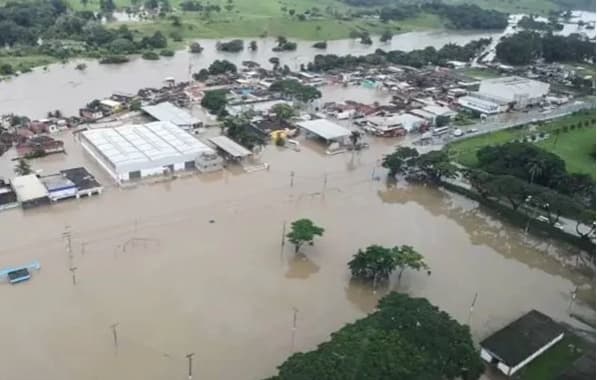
[0,63,14,76]
[201,89,228,114]
[189,42,203,53]
[208,59,237,75]
[286,219,324,253]
[216,39,244,52]
[394,245,429,283]
[270,293,483,380]
[223,115,265,149]
[526,159,544,184]
[80,0,89,7]
[99,0,115,13]
[269,57,280,70]
[349,130,361,148]
[271,103,295,120]
[382,146,419,177]
[288,9,295,17]
[249,40,257,50]
[415,150,457,182]
[312,41,327,49]
[193,68,209,81]
[380,30,393,42]
[349,245,398,283]
[14,158,32,176]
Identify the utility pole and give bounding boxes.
[290,171,295,187]
[322,173,328,193]
[467,292,478,326]
[290,307,298,353]
[110,323,120,349]
[567,286,577,315]
[63,226,73,262]
[69,266,78,285]
[281,221,287,248]
[186,353,195,380]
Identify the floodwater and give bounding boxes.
[0,30,502,118]
[0,129,594,380]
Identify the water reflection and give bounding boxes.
[285,254,319,279]
[377,184,593,286]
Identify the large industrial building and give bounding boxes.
[80,121,216,182]
[477,76,550,109]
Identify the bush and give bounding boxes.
[0,63,14,75]
[312,41,327,49]
[99,55,130,64]
[142,51,160,60]
[160,49,175,57]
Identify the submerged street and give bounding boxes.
[0,134,593,379]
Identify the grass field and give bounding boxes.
[0,55,57,73]
[447,111,596,178]
[517,334,587,380]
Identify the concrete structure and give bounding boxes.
[142,102,201,131]
[0,179,18,210]
[478,76,550,108]
[195,152,224,173]
[80,121,215,182]
[480,310,564,376]
[40,174,78,201]
[11,174,50,209]
[364,113,427,136]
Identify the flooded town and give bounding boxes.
[0,1,595,380]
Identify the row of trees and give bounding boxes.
[268,79,322,103]
[382,147,457,183]
[475,141,595,209]
[496,31,595,65]
[307,38,491,71]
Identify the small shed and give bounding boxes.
[208,136,252,160]
[480,310,565,376]
[11,174,51,209]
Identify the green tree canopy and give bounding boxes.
[271,103,295,120]
[14,158,32,176]
[201,89,228,114]
[348,244,428,283]
[286,219,324,253]
[269,293,483,380]
[381,146,419,177]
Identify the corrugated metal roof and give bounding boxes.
[11,174,49,202]
[81,121,213,170]
[142,102,200,127]
[296,119,351,140]
[209,135,252,158]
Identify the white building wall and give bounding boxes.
[497,362,512,375]
[49,188,78,201]
[480,348,493,362]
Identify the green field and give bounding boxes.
[447,111,596,179]
[517,334,587,380]
[0,55,57,74]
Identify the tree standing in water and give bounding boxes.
[286,219,324,253]
[14,158,32,176]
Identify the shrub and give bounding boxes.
[160,49,175,57]
[142,51,160,60]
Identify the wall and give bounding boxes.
[49,187,78,201]
[509,333,564,375]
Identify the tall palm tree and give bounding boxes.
[526,160,544,184]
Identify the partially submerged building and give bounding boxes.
[480,310,564,376]
[0,179,18,210]
[40,174,78,201]
[142,102,201,131]
[296,119,351,154]
[477,76,550,109]
[80,121,216,182]
[60,167,103,197]
[11,174,51,209]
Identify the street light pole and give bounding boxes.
[186,353,195,380]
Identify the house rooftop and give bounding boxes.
[296,119,351,141]
[481,310,564,367]
[11,174,49,202]
[142,102,200,127]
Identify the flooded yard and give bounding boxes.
[0,133,593,380]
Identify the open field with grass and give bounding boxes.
[447,111,596,178]
[0,55,57,73]
[516,334,589,380]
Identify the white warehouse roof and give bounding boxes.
[208,135,252,158]
[296,119,351,141]
[478,76,549,104]
[11,174,49,202]
[81,121,213,174]
[142,102,200,127]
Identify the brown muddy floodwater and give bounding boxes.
[0,30,503,118]
[0,131,594,380]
